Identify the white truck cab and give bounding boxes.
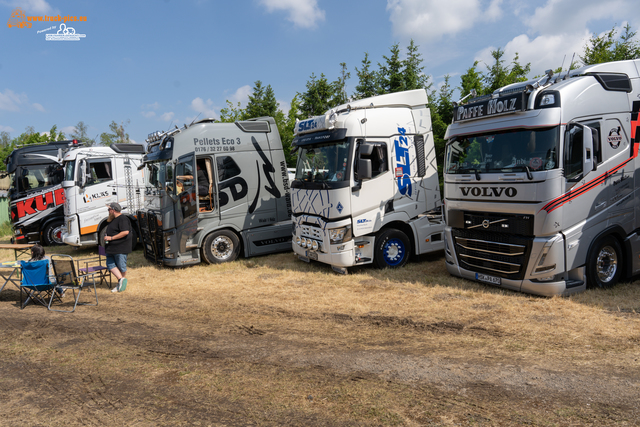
[291,89,445,272]
[61,143,145,247]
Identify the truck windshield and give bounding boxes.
[17,164,64,192]
[445,127,559,174]
[295,140,351,184]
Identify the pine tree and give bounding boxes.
[299,73,334,117]
[330,62,350,106]
[244,81,267,119]
[378,43,405,93]
[353,52,378,100]
[403,39,428,91]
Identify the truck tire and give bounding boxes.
[202,230,241,264]
[99,226,107,247]
[373,229,411,269]
[586,236,622,289]
[42,221,64,246]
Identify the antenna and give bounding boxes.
[565,52,576,79]
[189,113,201,127]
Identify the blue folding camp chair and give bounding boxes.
[19,259,59,309]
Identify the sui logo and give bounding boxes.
[394,127,412,196]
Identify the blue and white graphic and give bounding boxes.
[394,127,412,197]
[336,201,343,214]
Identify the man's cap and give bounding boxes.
[106,202,122,212]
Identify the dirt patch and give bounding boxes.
[2,250,640,426]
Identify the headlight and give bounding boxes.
[311,240,319,251]
[329,225,352,244]
[295,236,301,246]
[540,94,555,105]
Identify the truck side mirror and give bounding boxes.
[358,158,372,180]
[582,124,594,176]
[356,142,375,180]
[353,141,374,192]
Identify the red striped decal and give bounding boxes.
[542,103,640,214]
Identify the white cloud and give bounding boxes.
[474,31,589,78]
[161,112,175,122]
[0,125,15,133]
[386,0,502,41]
[278,99,291,116]
[524,0,637,36]
[3,0,54,14]
[259,0,325,29]
[229,85,252,106]
[0,89,44,112]
[141,111,156,118]
[190,97,218,119]
[61,126,75,135]
[145,102,160,110]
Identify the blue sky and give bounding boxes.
[1,0,639,144]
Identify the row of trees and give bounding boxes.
[0,120,131,172]
[3,24,639,174]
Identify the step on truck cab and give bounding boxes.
[444,59,640,296]
[4,140,70,245]
[138,117,292,267]
[61,143,145,247]
[291,89,445,272]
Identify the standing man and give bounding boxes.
[104,202,132,293]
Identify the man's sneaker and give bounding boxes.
[118,278,127,292]
[111,286,118,293]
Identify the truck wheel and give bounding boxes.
[202,230,241,264]
[587,236,622,289]
[373,229,410,269]
[43,221,64,246]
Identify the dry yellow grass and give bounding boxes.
[1,241,639,426]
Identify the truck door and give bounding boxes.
[78,157,114,237]
[174,154,198,252]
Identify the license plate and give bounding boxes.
[476,273,501,285]
[307,250,318,261]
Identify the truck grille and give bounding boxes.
[138,210,163,265]
[462,212,534,236]
[452,229,533,279]
[300,224,323,240]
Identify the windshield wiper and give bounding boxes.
[455,167,482,181]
